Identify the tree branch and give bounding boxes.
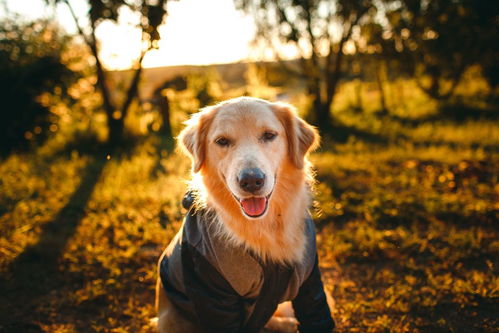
[120,48,147,116]
[63,0,116,115]
[325,11,362,106]
[62,0,91,45]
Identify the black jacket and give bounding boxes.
[159,207,334,333]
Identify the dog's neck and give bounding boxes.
[199,161,311,264]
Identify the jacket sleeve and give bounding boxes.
[292,255,335,333]
[181,241,244,333]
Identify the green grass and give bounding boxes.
[0,81,498,332]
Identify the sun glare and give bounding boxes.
[94,0,256,70]
[144,0,256,68]
[1,0,255,70]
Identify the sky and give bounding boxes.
[0,0,257,69]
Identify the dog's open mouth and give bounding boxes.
[232,193,272,218]
[240,196,268,217]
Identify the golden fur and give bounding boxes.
[156,97,320,332]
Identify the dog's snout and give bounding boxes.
[238,168,265,193]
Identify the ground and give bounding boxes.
[0,107,497,332]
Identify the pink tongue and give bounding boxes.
[240,197,267,217]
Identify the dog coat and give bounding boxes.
[159,205,334,333]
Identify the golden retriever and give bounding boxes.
[155,97,333,333]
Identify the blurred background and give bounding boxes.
[0,0,497,332]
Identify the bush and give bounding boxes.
[0,18,74,155]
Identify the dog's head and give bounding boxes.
[179,97,319,219]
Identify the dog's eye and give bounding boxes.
[262,131,277,142]
[215,137,230,147]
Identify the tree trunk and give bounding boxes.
[429,74,441,100]
[307,80,333,133]
[108,116,124,146]
[323,37,347,132]
[306,80,333,133]
[87,21,124,145]
[120,63,144,122]
[64,0,147,147]
[302,56,324,127]
[158,93,172,140]
[376,63,388,113]
[316,102,331,133]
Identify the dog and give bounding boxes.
[156,97,334,332]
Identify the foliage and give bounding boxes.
[235,0,374,131]
[244,63,279,100]
[237,0,499,119]
[0,18,75,154]
[382,0,499,100]
[54,0,171,145]
[186,68,224,107]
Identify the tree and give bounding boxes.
[356,21,394,113]
[51,0,169,145]
[383,0,499,101]
[0,18,74,154]
[235,0,373,132]
[152,76,187,141]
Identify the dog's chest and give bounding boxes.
[185,212,316,301]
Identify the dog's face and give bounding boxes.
[180,97,318,220]
[205,101,287,218]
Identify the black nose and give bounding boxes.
[238,168,265,193]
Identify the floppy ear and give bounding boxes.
[178,107,215,173]
[272,102,320,169]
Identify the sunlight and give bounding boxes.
[93,0,256,69]
[1,0,255,70]
[142,0,256,68]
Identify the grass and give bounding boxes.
[312,146,497,332]
[0,78,498,332]
[0,138,188,332]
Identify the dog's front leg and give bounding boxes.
[264,316,298,332]
[156,277,202,333]
[263,302,298,333]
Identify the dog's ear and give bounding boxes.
[272,102,320,169]
[178,107,216,173]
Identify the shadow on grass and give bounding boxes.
[439,103,498,122]
[321,121,390,146]
[0,134,122,230]
[50,130,149,161]
[410,140,499,153]
[0,156,107,332]
[386,103,498,127]
[412,293,498,333]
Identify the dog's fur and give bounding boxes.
[156,97,324,332]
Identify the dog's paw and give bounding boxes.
[264,316,298,333]
[278,317,299,333]
[149,317,158,329]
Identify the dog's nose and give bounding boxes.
[238,168,265,193]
